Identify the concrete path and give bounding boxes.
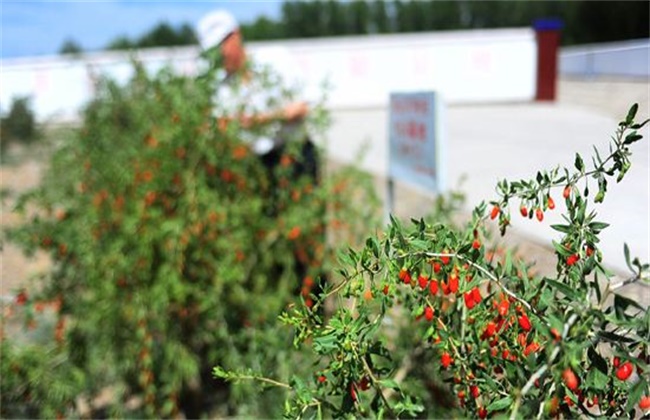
[322,79,649,277]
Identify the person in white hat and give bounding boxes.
[196,9,311,156]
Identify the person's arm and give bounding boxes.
[218,101,308,131]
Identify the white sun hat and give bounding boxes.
[197,10,239,51]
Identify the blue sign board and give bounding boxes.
[388,91,443,193]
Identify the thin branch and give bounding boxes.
[610,272,648,291]
[355,345,396,418]
[510,313,579,420]
[422,251,540,319]
[227,373,292,390]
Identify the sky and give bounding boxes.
[1,1,283,59]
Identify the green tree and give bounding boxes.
[427,1,462,31]
[349,0,370,34]
[0,96,39,154]
[324,0,348,36]
[371,0,390,34]
[241,15,285,40]
[177,23,197,45]
[59,38,83,55]
[106,35,135,51]
[138,22,179,48]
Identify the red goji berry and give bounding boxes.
[441,352,452,368]
[536,208,544,222]
[464,292,476,310]
[562,368,579,391]
[550,328,561,341]
[497,299,510,317]
[432,261,442,273]
[15,291,28,305]
[615,362,633,381]
[418,274,429,290]
[547,196,555,210]
[483,322,496,339]
[441,281,450,295]
[518,314,532,332]
[520,205,528,217]
[472,287,482,303]
[490,205,500,220]
[448,274,459,294]
[349,383,357,401]
[639,396,650,411]
[424,306,434,321]
[524,342,540,356]
[399,268,411,285]
[563,185,571,199]
[566,254,580,266]
[429,279,439,295]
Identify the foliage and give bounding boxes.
[1,96,39,154]
[215,104,650,418]
[99,2,649,49]
[271,0,649,45]
[59,39,83,55]
[1,59,378,418]
[105,22,196,51]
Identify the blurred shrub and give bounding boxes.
[2,61,379,418]
[1,96,39,154]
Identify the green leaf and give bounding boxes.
[586,365,608,391]
[487,396,512,412]
[366,237,380,258]
[588,221,610,234]
[379,378,401,391]
[213,366,229,379]
[624,133,643,145]
[626,378,647,411]
[624,243,634,272]
[614,293,644,314]
[631,118,650,130]
[598,330,635,343]
[552,241,572,257]
[545,278,578,300]
[313,333,338,354]
[550,224,571,234]
[574,153,585,172]
[625,103,638,124]
[587,347,609,375]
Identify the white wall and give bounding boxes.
[1,28,537,122]
[560,38,650,79]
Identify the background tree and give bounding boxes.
[241,16,285,41]
[99,1,648,50]
[370,1,390,34]
[59,38,83,55]
[106,35,135,51]
[349,0,371,35]
[325,0,348,36]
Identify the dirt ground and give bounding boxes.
[1,147,51,299]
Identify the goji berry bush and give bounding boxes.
[1,61,379,418]
[215,104,650,418]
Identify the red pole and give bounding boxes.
[534,19,562,101]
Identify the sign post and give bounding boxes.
[386,91,445,223]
